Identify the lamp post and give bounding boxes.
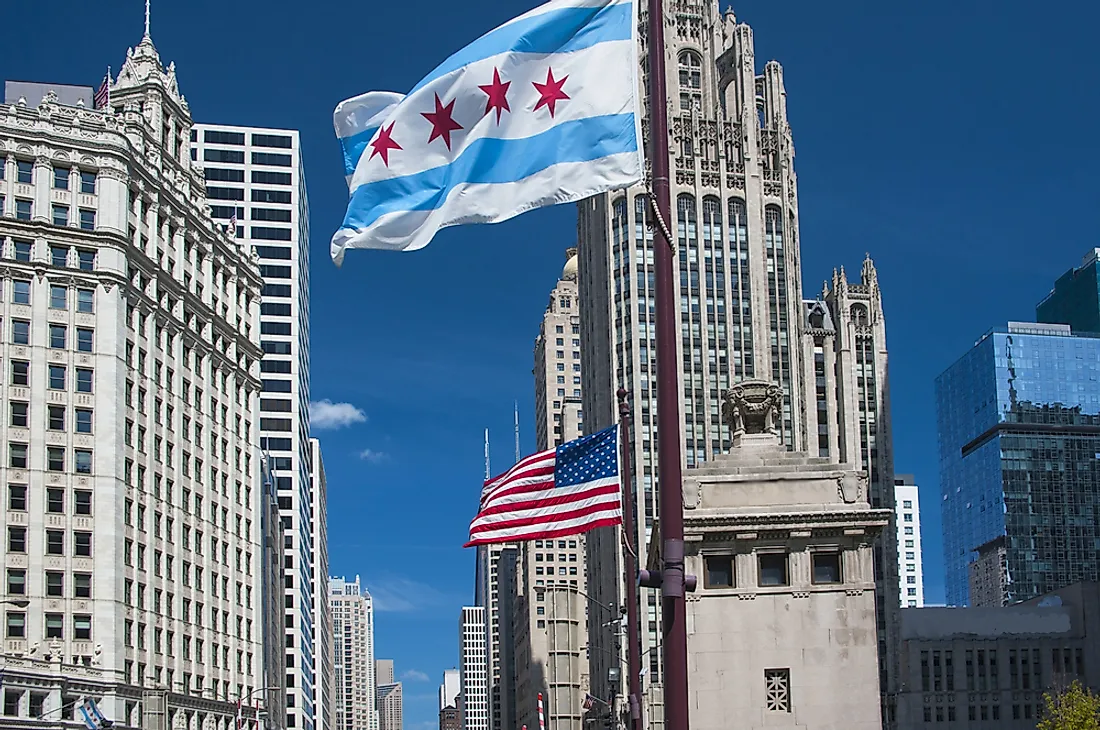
[0,598,30,608]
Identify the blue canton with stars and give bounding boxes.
[554,425,619,487]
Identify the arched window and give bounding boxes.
[678,51,702,112]
[851,304,869,326]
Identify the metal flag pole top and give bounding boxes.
[640,0,694,726]
[617,389,644,730]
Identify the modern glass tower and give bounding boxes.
[1037,248,1100,333]
[936,321,1100,607]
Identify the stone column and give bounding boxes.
[33,155,51,222]
[96,167,129,235]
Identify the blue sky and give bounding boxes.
[4,0,1099,727]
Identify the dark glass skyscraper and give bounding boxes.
[936,321,1100,607]
[1037,248,1100,333]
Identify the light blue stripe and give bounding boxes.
[341,126,379,178]
[408,3,631,97]
[341,113,636,232]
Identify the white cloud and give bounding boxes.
[367,578,451,613]
[309,400,367,430]
[401,669,430,683]
[358,449,389,463]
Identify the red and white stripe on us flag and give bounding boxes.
[464,441,622,547]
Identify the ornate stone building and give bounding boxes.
[0,25,268,730]
[683,381,890,730]
[576,0,899,725]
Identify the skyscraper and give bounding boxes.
[512,248,589,730]
[937,321,1100,607]
[191,122,314,730]
[331,576,378,730]
[459,606,489,730]
[893,476,924,608]
[376,660,403,730]
[576,1,897,722]
[0,28,269,727]
[311,439,334,730]
[1037,247,1100,333]
[440,668,461,712]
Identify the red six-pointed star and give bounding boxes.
[368,122,401,167]
[532,68,570,118]
[478,68,511,124]
[421,93,464,150]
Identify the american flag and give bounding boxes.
[465,425,622,547]
[582,694,596,711]
[228,212,238,237]
[93,71,110,110]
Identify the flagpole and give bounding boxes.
[616,388,643,730]
[643,0,692,726]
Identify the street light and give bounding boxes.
[0,598,30,608]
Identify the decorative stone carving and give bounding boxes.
[836,472,867,504]
[722,378,781,436]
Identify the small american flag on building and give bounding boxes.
[466,425,622,547]
[93,70,110,110]
[228,212,238,237]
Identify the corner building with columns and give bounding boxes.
[0,29,272,730]
[576,1,899,725]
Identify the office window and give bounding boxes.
[80,171,96,194]
[10,402,28,428]
[205,167,245,183]
[77,328,93,352]
[74,573,92,598]
[251,133,292,148]
[74,532,92,557]
[46,530,64,555]
[15,199,31,220]
[9,444,28,469]
[13,280,31,304]
[7,613,26,638]
[16,160,32,183]
[49,284,68,309]
[76,368,94,393]
[45,613,64,639]
[75,490,92,515]
[204,130,245,145]
[811,552,842,584]
[7,486,26,511]
[52,204,69,226]
[13,240,31,262]
[77,288,94,313]
[47,488,64,514]
[74,615,91,639]
[54,166,70,189]
[758,553,788,587]
[76,409,93,434]
[47,447,65,472]
[79,209,95,230]
[7,569,25,596]
[47,405,65,431]
[75,450,93,474]
[704,555,734,588]
[204,149,245,164]
[6,527,29,560]
[49,365,66,390]
[50,324,67,349]
[46,573,64,598]
[77,249,96,271]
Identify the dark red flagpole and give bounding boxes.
[642,0,692,726]
[617,389,643,730]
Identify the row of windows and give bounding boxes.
[5,612,91,640]
[0,197,96,229]
[6,280,95,309]
[8,445,94,473]
[702,550,844,588]
[202,149,293,168]
[7,526,92,555]
[2,161,97,193]
[9,403,94,432]
[7,567,91,597]
[204,169,294,187]
[207,187,292,204]
[7,485,92,514]
[5,362,95,392]
[201,131,293,149]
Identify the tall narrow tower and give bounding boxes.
[577,1,897,724]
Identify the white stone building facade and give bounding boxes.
[330,576,377,730]
[459,606,488,730]
[190,122,315,730]
[893,476,923,608]
[310,438,334,730]
[0,29,268,730]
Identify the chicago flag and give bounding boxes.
[330,0,642,264]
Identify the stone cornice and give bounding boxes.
[685,507,893,534]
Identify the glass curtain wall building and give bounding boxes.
[936,322,1100,607]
